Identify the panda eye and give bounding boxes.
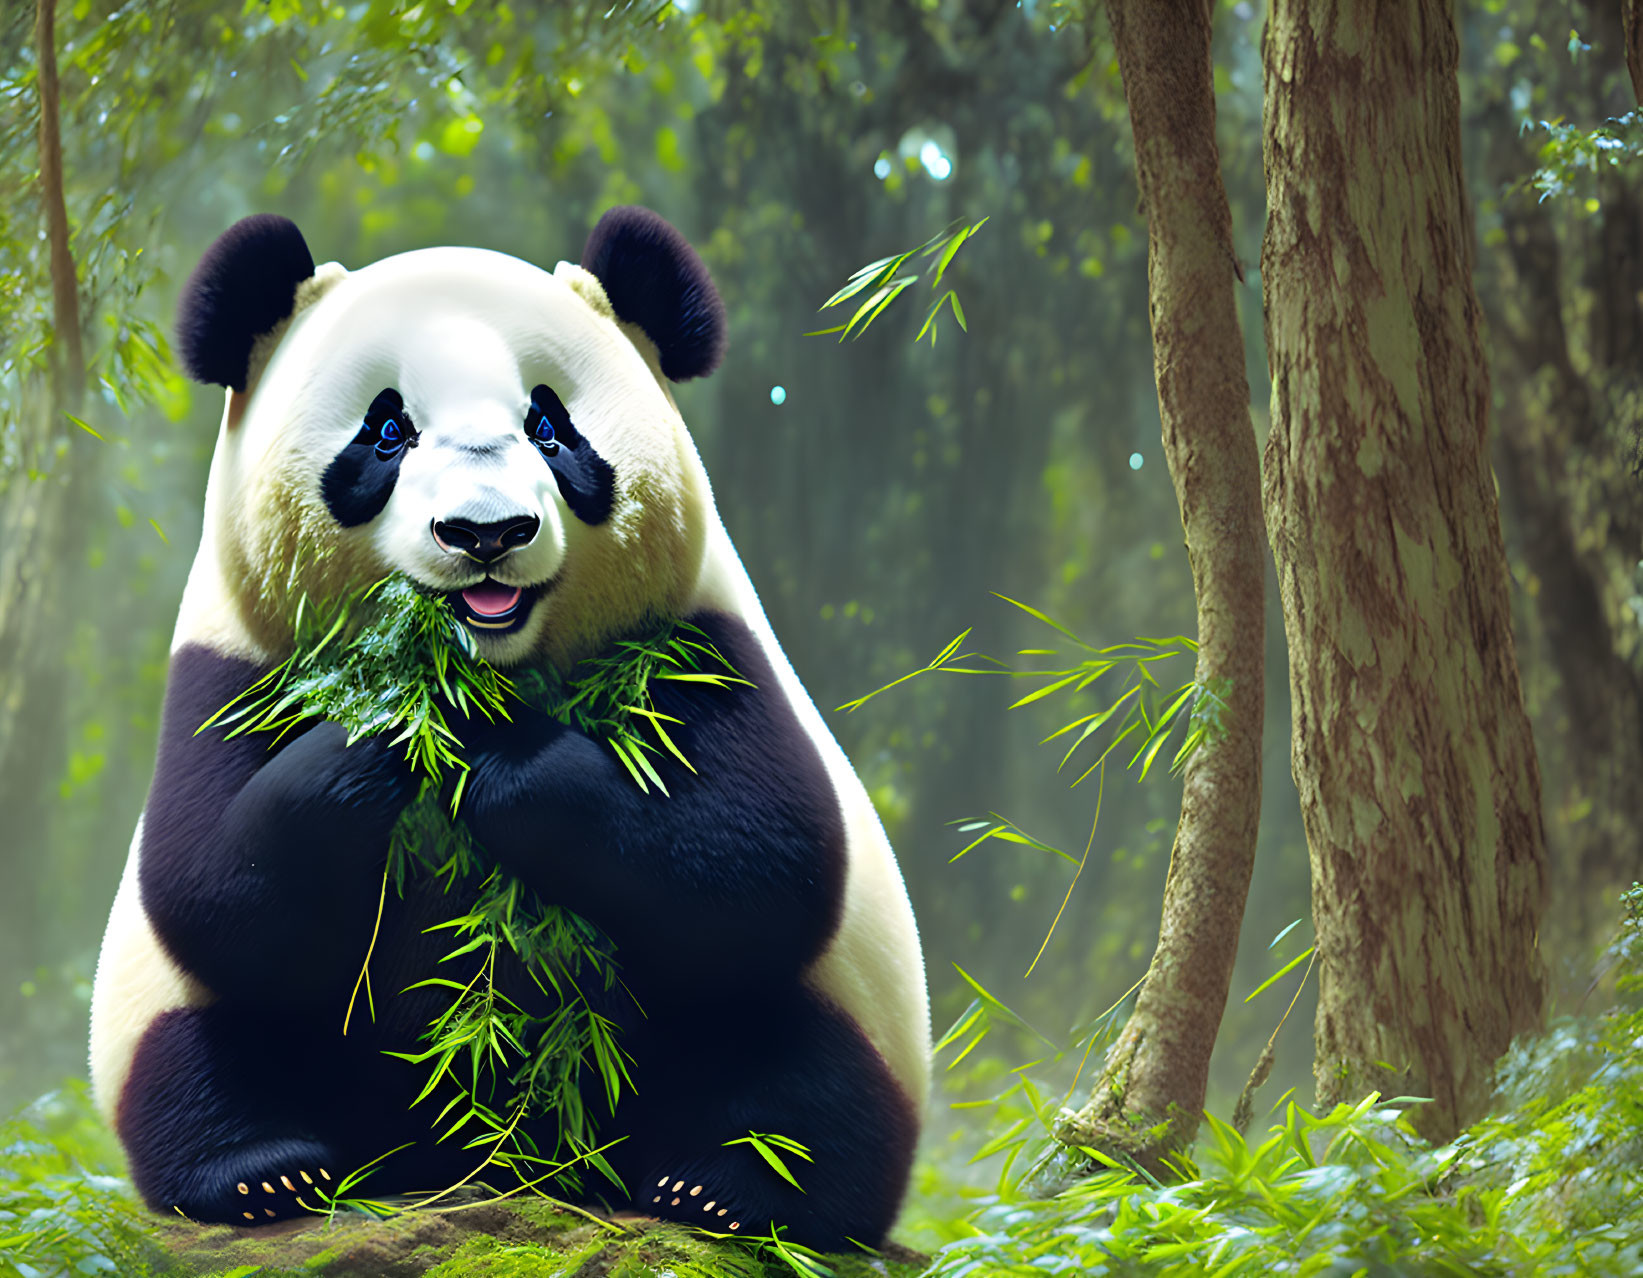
[357,389,417,460]
[526,384,572,458]
[525,404,558,455]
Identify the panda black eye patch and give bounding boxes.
[321,388,418,528]
[526,384,613,526]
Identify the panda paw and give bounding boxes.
[641,1170,746,1233]
[175,1139,339,1226]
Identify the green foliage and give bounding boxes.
[0,1083,901,1278]
[513,621,749,797]
[381,828,631,1201]
[202,575,513,810]
[807,217,988,346]
[913,886,1643,1276]
[1523,111,1643,204]
[0,1082,161,1278]
[842,599,1207,979]
[722,1132,815,1193]
[844,596,1206,788]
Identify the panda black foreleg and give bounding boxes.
[141,651,418,1008]
[615,990,919,1253]
[462,704,845,988]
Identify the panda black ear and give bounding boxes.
[176,214,315,392]
[580,206,726,381]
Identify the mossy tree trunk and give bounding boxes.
[1260,1,1547,1143]
[1057,0,1265,1172]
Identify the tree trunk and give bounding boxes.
[1474,78,1643,954]
[1056,0,1265,1172]
[35,0,83,414]
[0,0,83,785]
[0,0,87,1022]
[1260,1,1547,1143]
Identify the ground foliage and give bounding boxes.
[4,889,1642,1274]
[0,1083,918,1277]
[898,886,1643,1276]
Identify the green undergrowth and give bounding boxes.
[10,887,1642,1275]
[903,884,1643,1277]
[0,1087,920,1277]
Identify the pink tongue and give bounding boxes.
[462,581,522,617]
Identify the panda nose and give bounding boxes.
[431,515,540,564]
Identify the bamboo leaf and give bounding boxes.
[1244,947,1316,1003]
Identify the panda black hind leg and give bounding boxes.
[117,1002,365,1225]
[620,988,919,1253]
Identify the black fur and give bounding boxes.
[176,215,315,392]
[137,646,419,1006]
[529,385,615,526]
[460,612,847,994]
[321,390,417,527]
[580,207,727,382]
[120,619,917,1249]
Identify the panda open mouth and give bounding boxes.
[449,579,537,635]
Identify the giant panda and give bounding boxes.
[87,208,929,1251]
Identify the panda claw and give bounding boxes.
[186,1139,341,1226]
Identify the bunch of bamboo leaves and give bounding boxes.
[202,574,744,1203]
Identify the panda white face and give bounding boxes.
[213,245,707,668]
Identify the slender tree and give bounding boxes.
[1261,0,1547,1142]
[1056,0,1264,1170]
[35,0,82,415]
[0,0,90,1014]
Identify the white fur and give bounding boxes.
[88,819,209,1123]
[101,236,930,1121]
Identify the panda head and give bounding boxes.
[175,208,727,669]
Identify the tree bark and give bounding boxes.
[1056,0,1264,1171]
[1261,1,1547,1143]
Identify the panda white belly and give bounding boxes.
[88,816,209,1124]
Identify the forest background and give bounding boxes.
[1,0,1640,1264]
